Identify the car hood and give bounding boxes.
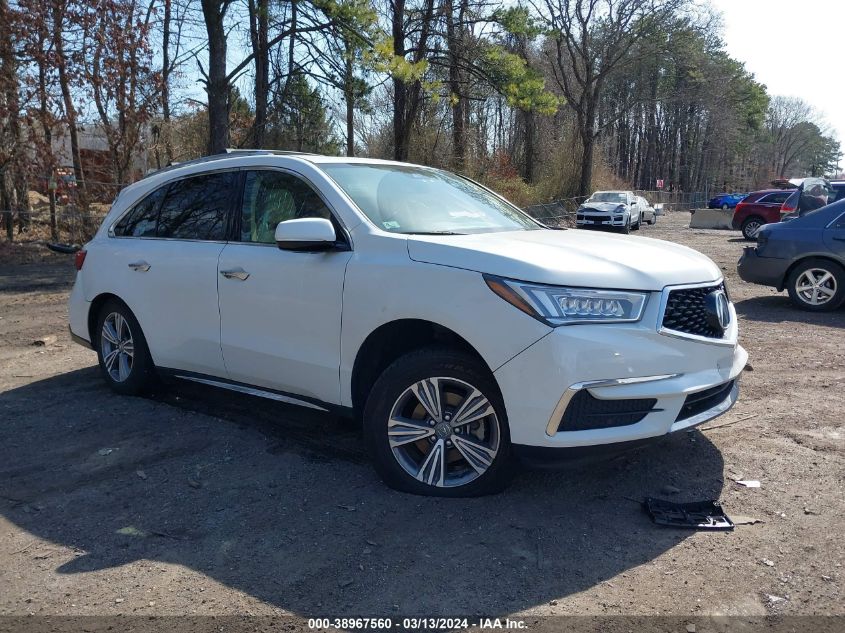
[406,229,722,291]
[579,202,624,212]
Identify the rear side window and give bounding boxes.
[239,170,331,243]
[156,172,237,240]
[759,192,790,204]
[113,187,165,237]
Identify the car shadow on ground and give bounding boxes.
[735,295,845,328]
[1,368,726,616]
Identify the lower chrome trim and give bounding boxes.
[174,375,330,412]
[545,373,682,436]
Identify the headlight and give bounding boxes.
[484,274,647,326]
[617,205,626,212]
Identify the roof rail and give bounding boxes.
[140,149,315,180]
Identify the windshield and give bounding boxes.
[321,163,540,234]
[589,192,626,203]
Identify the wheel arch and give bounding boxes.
[350,319,495,417]
[87,292,129,344]
[780,254,845,292]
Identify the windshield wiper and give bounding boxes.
[403,230,467,235]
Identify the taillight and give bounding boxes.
[781,191,798,214]
[74,249,87,271]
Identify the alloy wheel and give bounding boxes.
[795,268,837,306]
[744,220,762,239]
[387,377,500,488]
[101,312,135,382]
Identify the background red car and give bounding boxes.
[732,189,794,240]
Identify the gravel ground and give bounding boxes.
[0,212,842,624]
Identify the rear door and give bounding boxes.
[754,191,790,221]
[823,209,845,257]
[107,171,236,376]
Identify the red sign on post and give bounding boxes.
[656,179,664,189]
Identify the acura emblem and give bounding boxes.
[705,290,731,333]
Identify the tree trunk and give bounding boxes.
[0,0,19,240]
[445,0,464,171]
[202,0,229,154]
[161,0,173,164]
[248,0,269,148]
[53,0,91,228]
[344,46,354,157]
[391,0,407,161]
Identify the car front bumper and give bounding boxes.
[576,212,628,228]
[493,294,747,452]
[737,247,789,290]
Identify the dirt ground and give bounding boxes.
[0,212,843,625]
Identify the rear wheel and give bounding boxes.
[363,348,514,497]
[786,259,845,312]
[741,216,765,241]
[95,299,156,395]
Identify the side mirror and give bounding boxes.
[275,218,338,251]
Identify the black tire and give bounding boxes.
[363,347,514,497]
[721,203,729,210]
[741,216,765,241]
[619,220,631,235]
[632,217,641,231]
[786,258,845,312]
[95,299,157,395]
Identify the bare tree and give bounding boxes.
[537,0,683,196]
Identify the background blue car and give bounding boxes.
[708,192,747,209]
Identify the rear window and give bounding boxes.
[156,172,236,240]
[759,192,790,204]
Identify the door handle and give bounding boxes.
[220,267,250,281]
[833,236,845,241]
[128,260,151,272]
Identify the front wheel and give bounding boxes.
[786,259,845,312]
[95,299,156,395]
[363,348,514,497]
[721,203,729,210]
[619,220,631,235]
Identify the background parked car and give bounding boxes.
[576,190,642,233]
[708,193,747,209]
[737,199,845,311]
[780,179,845,219]
[637,195,657,225]
[734,181,845,241]
[732,189,795,240]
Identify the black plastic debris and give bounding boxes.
[643,497,734,531]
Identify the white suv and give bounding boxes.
[576,190,642,233]
[68,151,747,496]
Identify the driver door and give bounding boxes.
[216,169,353,405]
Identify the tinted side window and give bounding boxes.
[157,172,236,240]
[239,170,331,243]
[760,192,789,204]
[113,187,166,237]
